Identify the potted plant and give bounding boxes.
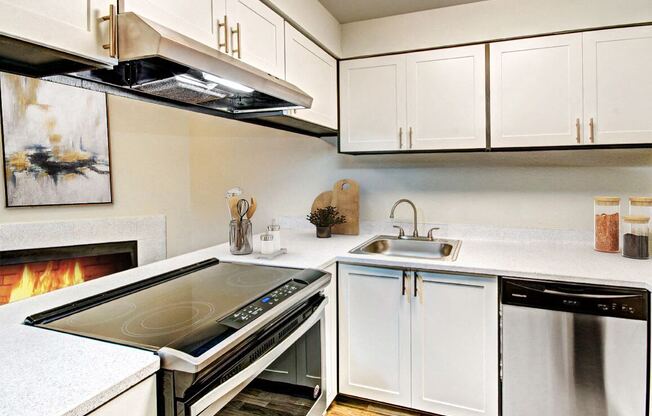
[306,206,347,238]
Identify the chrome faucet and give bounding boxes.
[389,199,419,238]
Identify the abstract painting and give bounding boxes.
[0,73,111,207]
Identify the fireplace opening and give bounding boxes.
[0,241,137,305]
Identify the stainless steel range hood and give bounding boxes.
[73,12,313,115]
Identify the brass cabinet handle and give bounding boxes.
[231,23,241,59]
[575,118,581,143]
[399,127,403,149]
[101,4,117,58]
[409,127,413,149]
[589,118,595,143]
[217,15,229,53]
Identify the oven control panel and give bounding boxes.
[219,280,307,329]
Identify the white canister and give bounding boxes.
[260,233,275,255]
[268,219,281,252]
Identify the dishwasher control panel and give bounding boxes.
[219,280,307,329]
[502,278,648,320]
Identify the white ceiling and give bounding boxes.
[319,0,487,24]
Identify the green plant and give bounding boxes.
[306,206,347,228]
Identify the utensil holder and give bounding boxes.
[229,219,253,255]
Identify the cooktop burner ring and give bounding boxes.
[121,301,216,338]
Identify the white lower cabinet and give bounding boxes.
[338,264,411,407]
[323,263,339,406]
[411,271,498,416]
[87,375,157,416]
[338,263,498,416]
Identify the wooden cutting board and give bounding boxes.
[331,179,359,235]
[311,191,333,213]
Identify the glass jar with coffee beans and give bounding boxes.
[594,197,620,253]
[622,216,649,260]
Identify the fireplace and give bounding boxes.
[0,241,137,305]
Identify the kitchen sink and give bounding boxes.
[349,235,462,261]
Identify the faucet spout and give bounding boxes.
[389,199,419,238]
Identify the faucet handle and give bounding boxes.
[426,227,440,240]
[393,225,405,238]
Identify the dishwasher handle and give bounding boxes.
[501,278,648,321]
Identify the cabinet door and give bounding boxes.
[406,46,486,150]
[323,263,338,406]
[226,0,285,78]
[490,34,583,148]
[338,264,411,407]
[583,26,652,145]
[411,272,498,416]
[285,23,338,129]
[0,0,117,66]
[339,56,406,152]
[122,0,220,49]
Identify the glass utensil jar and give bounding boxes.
[594,197,620,253]
[229,219,253,255]
[622,216,650,260]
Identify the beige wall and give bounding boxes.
[0,95,195,257]
[2,91,651,257]
[341,0,652,57]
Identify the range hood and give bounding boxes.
[73,12,313,115]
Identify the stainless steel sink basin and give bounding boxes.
[349,235,461,261]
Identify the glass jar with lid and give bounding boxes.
[622,216,650,260]
[594,197,620,253]
[629,197,652,217]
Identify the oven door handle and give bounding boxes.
[189,301,326,416]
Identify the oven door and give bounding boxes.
[181,297,327,416]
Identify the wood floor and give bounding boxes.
[327,396,425,416]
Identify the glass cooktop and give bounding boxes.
[32,261,306,355]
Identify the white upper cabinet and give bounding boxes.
[406,45,486,150]
[123,0,285,78]
[0,0,118,66]
[490,34,583,148]
[225,0,285,78]
[122,0,218,49]
[411,272,498,416]
[284,23,337,129]
[338,264,411,407]
[582,26,652,145]
[340,45,486,153]
[339,55,407,152]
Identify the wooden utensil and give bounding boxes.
[246,197,257,219]
[331,179,359,235]
[228,196,239,220]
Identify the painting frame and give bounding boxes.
[0,74,113,208]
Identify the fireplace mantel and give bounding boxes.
[0,216,166,266]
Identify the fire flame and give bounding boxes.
[9,261,85,303]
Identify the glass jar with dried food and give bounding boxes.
[629,197,652,257]
[622,216,650,260]
[594,197,620,253]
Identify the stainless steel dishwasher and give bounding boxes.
[501,278,649,416]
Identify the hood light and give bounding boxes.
[202,72,254,93]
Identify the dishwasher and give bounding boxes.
[501,278,649,416]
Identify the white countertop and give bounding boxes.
[0,324,159,416]
[1,223,650,416]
